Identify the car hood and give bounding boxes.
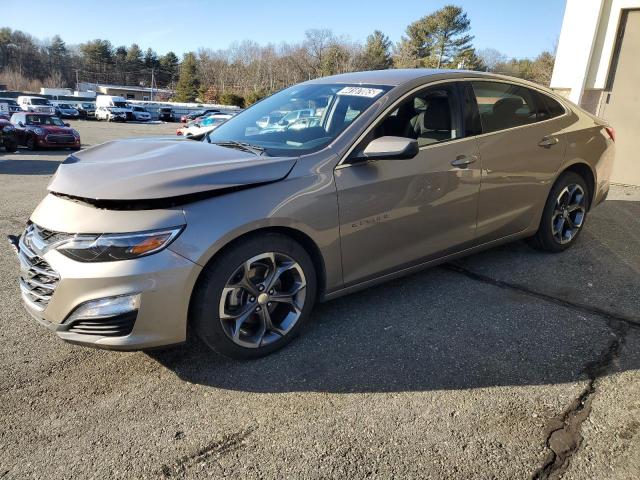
[47,138,297,201]
[41,125,74,134]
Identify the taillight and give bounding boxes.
[605,127,615,142]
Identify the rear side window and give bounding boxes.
[539,94,566,119]
[471,81,548,134]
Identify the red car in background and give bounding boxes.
[10,112,81,150]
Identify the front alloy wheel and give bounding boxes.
[219,252,307,348]
[192,233,316,359]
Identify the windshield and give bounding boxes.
[206,83,391,156]
[113,101,128,108]
[27,115,64,126]
[31,98,51,106]
[82,103,93,108]
[58,104,71,109]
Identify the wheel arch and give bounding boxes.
[188,226,328,318]
[558,161,596,209]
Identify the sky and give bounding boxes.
[2,0,566,59]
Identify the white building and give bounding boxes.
[551,0,640,186]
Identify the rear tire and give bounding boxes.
[191,233,317,359]
[528,171,589,252]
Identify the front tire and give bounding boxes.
[529,172,589,252]
[4,141,18,153]
[26,137,37,151]
[191,233,317,359]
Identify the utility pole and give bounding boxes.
[74,69,80,91]
[150,68,155,101]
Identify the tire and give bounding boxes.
[26,137,37,151]
[528,171,590,252]
[4,141,18,153]
[191,233,317,359]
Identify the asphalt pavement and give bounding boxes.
[0,121,638,479]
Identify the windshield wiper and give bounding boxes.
[211,140,266,156]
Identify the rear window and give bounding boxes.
[471,81,549,134]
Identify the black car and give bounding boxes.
[0,118,18,152]
[159,106,174,122]
[75,103,96,119]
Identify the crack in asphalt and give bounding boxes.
[160,427,256,478]
[443,263,632,479]
[532,320,628,480]
[444,263,640,330]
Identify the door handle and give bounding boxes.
[538,136,559,148]
[451,155,477,168]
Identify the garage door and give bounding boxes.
[600,10,640,186]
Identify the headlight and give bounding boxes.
[57,226,184,262]
[2,125,14,133]
[71,129,80,138]
[33,127,44,136]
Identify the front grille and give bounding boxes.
[45,134,75,144]
[18,240,59,311]
[17,224,68,311]
[67,311,137,337]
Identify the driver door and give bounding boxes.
[335,82,481,286]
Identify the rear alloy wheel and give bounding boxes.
[529,172,589,252]
[192,233,316,359]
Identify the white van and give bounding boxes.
[95,95,133,121]
[17,96,55,114]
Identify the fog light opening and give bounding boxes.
[65,294,140,323]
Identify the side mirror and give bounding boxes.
[64,123,70,127]
[356,136,419,161]
[18,121,24,127]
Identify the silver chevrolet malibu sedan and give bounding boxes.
[10,69,615,359]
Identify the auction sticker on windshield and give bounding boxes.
[337,87,385,98]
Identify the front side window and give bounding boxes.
[31,98,51,106]
[471,81,549,133]
[206,83,391,156]
[369,84,461,148]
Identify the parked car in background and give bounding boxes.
[159,107,174,122]
[75,103,96,119]
[10,112,80,150]
[17,96,55,114]
[180,109,220,123]
[176,113,234,139]
[0,98,21,114]
[9,70,615,359]
[130,105,152,122]
[96,95,133,120]
[95,106,127,122]
[54,103,80,119]
[0,117,18,152]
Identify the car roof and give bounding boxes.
[306,69,468,86]
[305,69,560,95]
[24,112,53,116]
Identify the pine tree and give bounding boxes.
[394,5,474,69]
[360,30,392,70]
[174,52,200,102]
